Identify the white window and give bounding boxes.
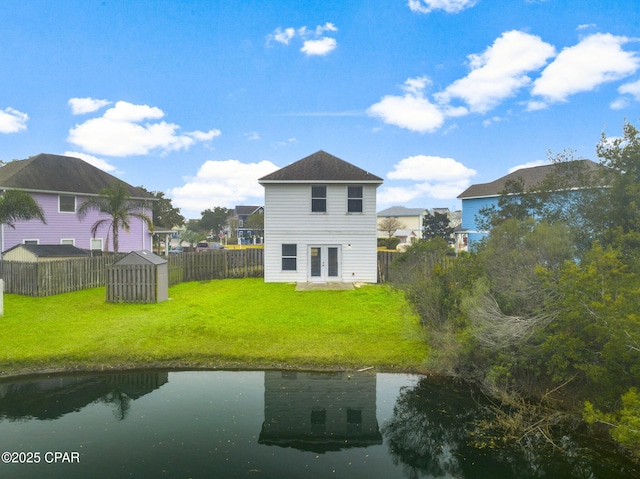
[60,238,75,245]
[59,195,76,213]
[23,239,39,245]
[90,238,103,251]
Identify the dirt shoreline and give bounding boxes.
[0,360,432,381]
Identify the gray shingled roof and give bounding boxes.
[0,153,154,199]
[458,160,602,199]
[258,150,383,183]
[4,244,89,258]
[235,205,262,215]
[377,206,425,216]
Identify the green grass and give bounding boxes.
[0,279,427,377]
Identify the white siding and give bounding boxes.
[263,183,379,283]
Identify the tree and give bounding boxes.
[422,210,453,242]
[77,181,153,253]
[179,229,205,249]
[0,189,46,227]
[245,211,264,237]
[594,122,640,261]
[199,207,230,236]
[379,217,405,238]
[147,190,184,229]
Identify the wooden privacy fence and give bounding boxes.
[0,249,398,297]
[0,255,126,297]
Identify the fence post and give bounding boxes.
[0,278,4,316]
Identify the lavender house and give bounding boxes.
[0,153,155,254]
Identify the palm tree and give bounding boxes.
[0,189,46,227]
[77,181,153,253]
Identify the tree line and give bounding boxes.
[389,122,640,457]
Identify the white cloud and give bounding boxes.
[508,160,550,173]
[63,151,118,173]
[245,131,261,141]
[267,22,338,56]
[436,30,556,114]
[531,33,640,105]
[367,77,445,133]
[610,98,630,110]
[618,78,640,100]
[388,155,477,182]
[168,159,279,217]
[301,37,337,56]
[67,100,220,157]
[0,107,28,133]
[408,0,478,14]
[377,155,476,208]
[270,27,295,45]
[68,97,111,115]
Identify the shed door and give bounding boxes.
[309,246,340,282]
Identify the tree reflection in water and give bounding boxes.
[380,376,632,479]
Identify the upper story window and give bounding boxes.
[311,185,327,213]
[59,195,76,213]
[347,186,363,213]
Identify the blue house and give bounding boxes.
[456,160,602,251]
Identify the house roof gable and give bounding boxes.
[458,159,603,199]
[258,150,383,184]
[0,153,154,199]
[235,205,263,215]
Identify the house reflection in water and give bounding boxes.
[259,371,382,453]
[0,371,169,420]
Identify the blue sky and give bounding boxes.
[1,0,639,218]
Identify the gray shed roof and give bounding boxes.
[377,206,425,217]
[114,250,167,265]
[3,244,89,257]
[259,151,383,184]
[458,160,602,199]
[0,153,154,199]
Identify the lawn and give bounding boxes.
[0,278,427,377]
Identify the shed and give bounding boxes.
[2,244,89,262]
[107,250,168,303]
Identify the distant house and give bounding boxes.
[0,154,155,255]
[2,244,89,262]
[231,205,264,245]
[456,160,602,251]
[376,206,425,240]
[259,150,383,283]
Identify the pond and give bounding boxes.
[0,370,637,478]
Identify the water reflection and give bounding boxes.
[259,370,382,452]
[0,370,637,479]
[0,371,168,421]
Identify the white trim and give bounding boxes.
[23,239,39,245]
[60,238,75,245]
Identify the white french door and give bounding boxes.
[308,245,341,282]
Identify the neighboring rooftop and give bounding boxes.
[0,153,153,199]
[377,206,425,216]
[259,150,383,183]
[3,244,89,258]
[458,159,603,199]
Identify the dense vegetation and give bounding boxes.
[390,122,640,457]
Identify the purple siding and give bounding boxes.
[1,192,152,253]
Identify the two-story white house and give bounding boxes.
[258,151,383,284]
